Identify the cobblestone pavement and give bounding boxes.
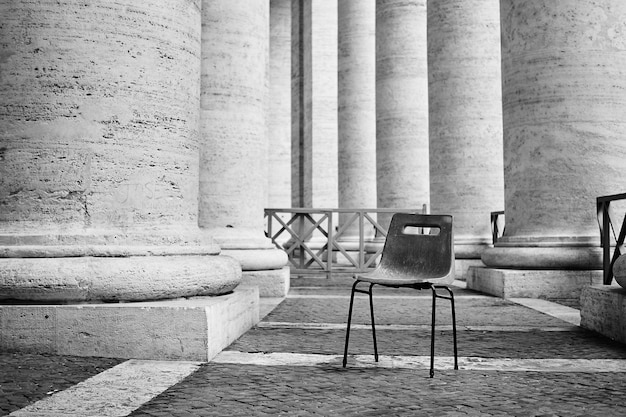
[3,278,626,416]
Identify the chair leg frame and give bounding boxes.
[344,281,459,378]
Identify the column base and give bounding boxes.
[240,266,290,297]
[455,259,484,281]
[580,285,626,344]
[468,266,602,301]
[0,287,259,361]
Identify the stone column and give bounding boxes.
[291,0,338,209]
[376,0,429,228]
[268,0,292,208]
[0,0,240,302]
[338,0,377,248]
[199,0,288,296]
[470,0,626,300]
[427,0,504,278]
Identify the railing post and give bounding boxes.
[359,210,365,270]
[599,199,612,285]
[327,210,333,279]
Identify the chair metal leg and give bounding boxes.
[431,285,459,375]
[343,280,360,367]
[447,287,459,370]
[368,283,378,362]
[430,286,437,378]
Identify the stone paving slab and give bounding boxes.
[266,297,571,327]
[0,353,124,416]
[226,327,626,359]
[129,363,626,417]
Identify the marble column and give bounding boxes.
[427,0,504,276]
[471,0,626,299]
[376,0,429,227]
[268,0,292,208]
[291,0,338,209]
[338,0,377,245]
[0,0,240,302]
[199,0,288,295]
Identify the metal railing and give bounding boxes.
[597,193,626,285]
[264,207,427,278]
[490,210,505,245]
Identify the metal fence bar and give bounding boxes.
[596,193,626,285]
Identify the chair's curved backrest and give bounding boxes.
[379,213,454,283]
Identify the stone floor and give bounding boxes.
[2,276,626,416]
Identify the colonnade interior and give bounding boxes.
[1,0,626,358]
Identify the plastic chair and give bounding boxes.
[342,213,458,377]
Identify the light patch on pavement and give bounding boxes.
[257,321,579,332]
[509,298,581,326]
[10,360,202,417]
[214,351,626,373]
[287,294,489,299]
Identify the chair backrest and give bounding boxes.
[379,213,454,283]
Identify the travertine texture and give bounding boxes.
[483,0,626,268]
[427,0,504,258]
[268,0,292,208]
[0,255,241,302]
[337,0,377,240]
[614,255,626,289]
[376,0,429,226]
[0,0,242,301]
[580,285,626,345]
[199,0,270,232]
[291,0,338,208]
[338,0,376,210]
[0,288,259,360]
[0,0,202,236]
[198,0,287,283]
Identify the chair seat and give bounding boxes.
[355,267,449,287]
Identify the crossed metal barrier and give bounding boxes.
[597,192,626,285]
[264,207,427,278]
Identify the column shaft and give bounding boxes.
[268,0,292,208]
[376,0,429,224]
[482,0,626,269]
[0,0,240,302]
[199,0,288,283]
[337,0,377,243]
[427,0,504,259]
[291,0,338,208]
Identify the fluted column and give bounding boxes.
[427,0,504,264]
[268,0,292,208]
[376,0,429,226]
[291,0,338,208]
[199,0,287,289]
[338,0,377,243]
[481,0,626,270]
[0,0,240,302]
